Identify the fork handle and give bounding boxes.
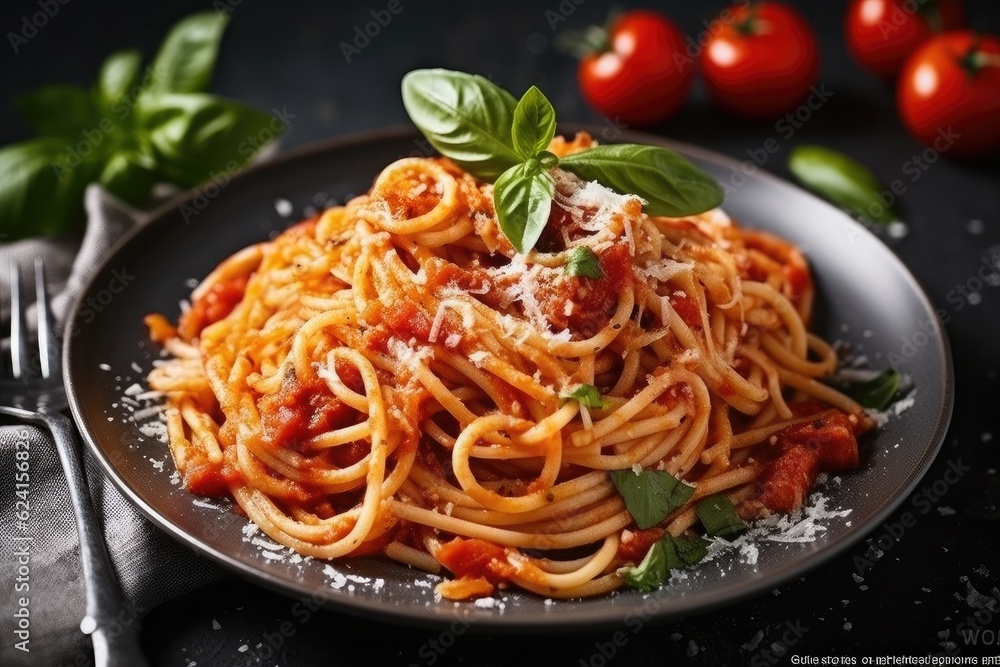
[40,412,150,667]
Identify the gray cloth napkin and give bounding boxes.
[0,186,224,666]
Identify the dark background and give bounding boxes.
[3,0,999,664]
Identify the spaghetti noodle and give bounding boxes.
[146,132,872,600]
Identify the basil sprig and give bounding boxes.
[1,12,280,241]
[401,69,724,254]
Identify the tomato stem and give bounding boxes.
[735,2,761,37]
[554,25,610,59]
[554,7,622,59]
[957,35,999,80]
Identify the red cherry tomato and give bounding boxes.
[578,11,693,127]
[699,2,820,119]
[897,31,1000,156]
[845,0,965,78]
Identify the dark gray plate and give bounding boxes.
[64,128,953,631]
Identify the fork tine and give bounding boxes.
[34,258,57,380]
[9,262,30,379]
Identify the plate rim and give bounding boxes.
[63,126,955,631]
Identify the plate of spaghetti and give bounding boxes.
[66,80,952,628]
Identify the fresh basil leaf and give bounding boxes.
[610,468,695,529]
[696,495,747,541]
[560,383,605,409]
[146,12,230,96]
[617,538,668,592]
[15,85,100,139]
[512,85,557,160]
[559,144,724,217]
[670,534,709,567]
[98,149,158,206]
[141,93,276,188]
[565,246,603,278]
[0,139,101,240]
[843,369,901,411]
[97,50,142,108]
[617,535,709,592]
[493,160,554,253]
[788,145,896,225]
[401,69,522,180]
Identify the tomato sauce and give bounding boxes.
[668,291,702,328]
[144,313,177,344]
[758,410,861,513]
[437,537,516,584]
[184,448,243,497]
[257,371,357,450]
[534,241,633,337]
[617,527,666,563]
[178,275,248,340]
[784,263,811,302]
[382,172,440,219]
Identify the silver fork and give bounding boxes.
[1,259,148,667]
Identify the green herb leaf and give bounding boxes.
[670,534,709,567]
[843,369,901,410]
[96,50,142,108]
[559,144,724,217]
[610,468,695,529]
[0,139,102,240]
[146,12,231,96]
[565,246,603,278]
[98,149,158,206]
[560,383,605,409]
[401,69,522,180]
[511,86,557,160]
[617,535,709,592]
[788,145,896,224]
[141,93,276,188]
[493,160,554,253]
[617,537,669,592]
[15,85,100,140]
[696,495,747,541]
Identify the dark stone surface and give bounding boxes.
[3,0,998,663]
